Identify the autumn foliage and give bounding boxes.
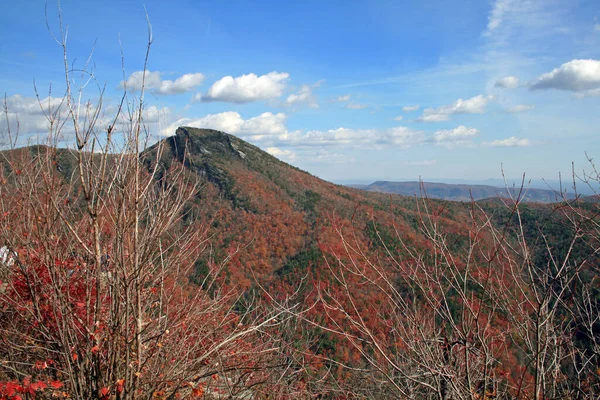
[2,7,600,400]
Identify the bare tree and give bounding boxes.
[0,6,303,399]
[292,172,599,399]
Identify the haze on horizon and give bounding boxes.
[1,0,599,184]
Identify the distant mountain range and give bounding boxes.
[350,180,580,203]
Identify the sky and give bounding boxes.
[1,0,599,185]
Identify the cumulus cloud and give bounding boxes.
[156,73,205,94]
[266,147,296,162]
[161,111,287,139]
[295,127,377,147]
[530,59,600,92]
[432,125,479,145]
[275,126,425,150]
[507,104,534,112]
[402,105,420,112]
[120,70,205,94]
[121,70,162,92]
[286,81,322,108]
[197,72,289,103]
[1,94,170,144]
[417,95,492,122]
[0,94,64,136]
[280,147,357,165]
[495,75,520,88]
[483,136,531,147]
[3,94,64,117]
[143,105,171,123]
[387,127,425,148]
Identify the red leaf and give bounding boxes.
[30,380,47,391]
[5,382,18,396]
[100,387,109,396]
[50,380,63,389]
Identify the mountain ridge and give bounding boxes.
[353,180,576,203]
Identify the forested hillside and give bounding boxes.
[1,5,599,396]
[1,125,599,399]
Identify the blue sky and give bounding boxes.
[1,0,599,185]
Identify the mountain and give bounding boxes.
[354,180,574,203]
[2,127,436,286]
[140,127,436,287]
[2,127,598,397]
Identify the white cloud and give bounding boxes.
[3,94,64,117]
[335,94,351,102]
[238,112,288,137]
[485,0,514,34]
[530,59,600,92]
[161,111,287,139]
[121,70,162,92]
[573,88,600,98]
[483,0,553,40]
[0,94,63,137]
[393,115,403,121]
[274,126,425,150]
[402,105,420,112]
[266,147,296,162]
[507,104,535,112]
[495,75,520,88]
[433,125,479,143]
[387,127,425,148]
[304,149,357,164]
[143,105,171,123]
[483,136,531,147]
[1,94,170,143]
[297,127,377,147]
[416,113,449,123]
[156,73,205,95]
[286,81,322,108]
[120,70,205,94]
[417,95,492,122]
[345,103,368,110]
[198,72,289,103]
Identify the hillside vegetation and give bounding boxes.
[1,125,599,399]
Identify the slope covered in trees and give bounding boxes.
[1,124,598,398]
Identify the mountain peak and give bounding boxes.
[172,126,247,161]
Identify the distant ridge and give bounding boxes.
[353,180,575,203]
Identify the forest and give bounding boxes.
[1,9,600,400]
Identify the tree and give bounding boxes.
[296,173,599,399]
[0,6,302,399]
